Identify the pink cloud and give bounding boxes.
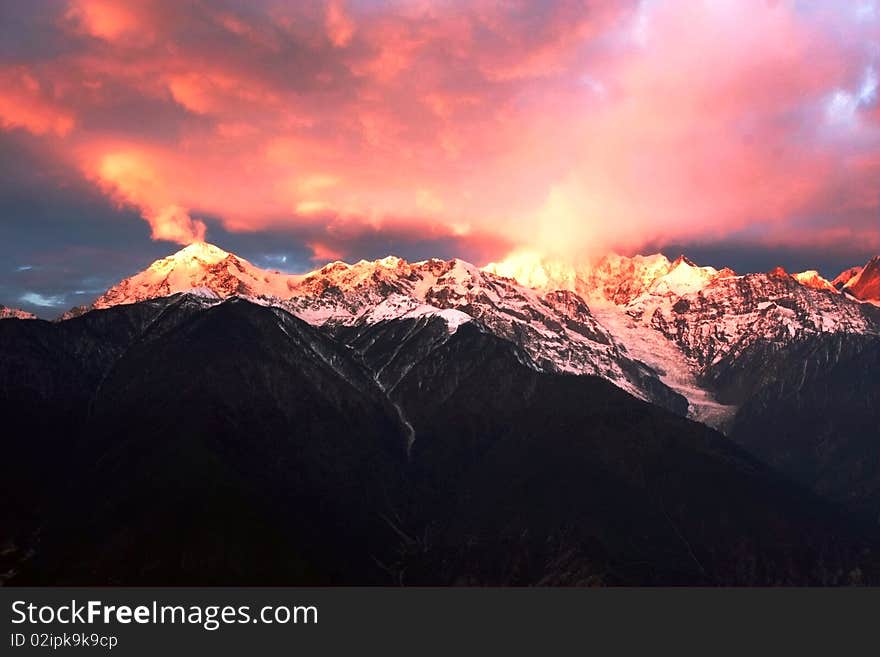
[308,241,345,262]
[0,68,75,136]
[64,0,164,45]
[325,1,355,48]
[0,0,876,262]
[89,148,206,244]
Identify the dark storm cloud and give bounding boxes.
[0,130,167,316]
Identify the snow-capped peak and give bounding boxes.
[84,242,303,311]
[483,250,730,304]
[483,250,678,305]
[61,243,880,430]
[647,256,719,297]
[670,254,699,268]
[360,293,472,333]
[278,252,675,405]
[375,255,406,268]
[793,270,837,292]
[482,250,581,292]
[151,241,232,267]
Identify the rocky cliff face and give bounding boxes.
[842,256,880,304]
[644,269,879,376]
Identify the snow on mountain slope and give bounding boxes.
[617,267,879,428]
[574,258,737,425]
[481,250,582,294]
[65,242,880,427]
[83,242,303,312]
[621,261,872,360]
[793,270,837,292]
[591,305,738,429]
[645,269,880,371]
[645,255,729,297]
[65,244,680,408]
[281,255,679,407]
[358,293,472,333]
[486,249,880,429]
[0,305,36,320]
[483,250,674,305]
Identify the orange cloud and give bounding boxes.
[65,0,150,43]
[325,1,355,48]
[0,69,75,136]
[167,72,280,117]
[0,0,876,261]
[94,149,206,244]
[308,241,345,262]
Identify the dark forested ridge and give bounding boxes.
[0,296,877,585]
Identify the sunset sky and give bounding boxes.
[2,0,879,315]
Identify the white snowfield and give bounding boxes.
[590,305,738,430]
[59,242,880,431]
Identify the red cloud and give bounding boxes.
[0,68,75,136]
[325,1,355,48]
[64,0,163,45]
[92,148,206,244]
[307,241,345,262]
[0,0,876,260]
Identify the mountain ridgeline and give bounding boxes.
[1,243,879,585]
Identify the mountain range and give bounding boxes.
[52,242,880,429]
[0,304,36,320]
[1,242,879,585]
